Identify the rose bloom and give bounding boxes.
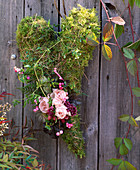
[52,97,62,107]
[55,104,71,119]
[52,89,69,102]
[39,97,49,113]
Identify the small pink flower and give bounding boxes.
[34,99,37,104]
[27,76,30,80]
[54,68,64,80]
[59,83,64,90]
[66,123,73,128]
[60,130,63,134]
[56,132,60,136]
[39,97,49,113]
[19,71,23,74]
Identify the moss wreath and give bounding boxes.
[14,4,100,158]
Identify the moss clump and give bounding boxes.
[16,5,100,94]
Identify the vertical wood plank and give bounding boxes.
[0,0,23,138]
[59,1,100,170]
[100,0,140,169]
[24,0,58,169]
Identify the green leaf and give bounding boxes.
[102,44,112,61]
[0,164,12,169]
[119,144,128,155]
[114,24,124,39]
[123,48,134,59]
[86,32,99,46]
[135,116,140,121]
[135,0,140,8]
[121,42,133,51]
[3,154,8,162]
[106,158,122,165]
[118,114,130,122]
[118,161,126,170]
[32,159,38,167]
[127,39,140,51]
[129,0,135,8]
[114,137,122,149]
[125,161,137,170]
[128,116,138,127]
[127,60,137,76]
[123,138,132,150]
[132,87,140,97]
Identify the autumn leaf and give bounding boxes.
[110,16,125,25]
[102,44,112,61]
[103,22,113,41]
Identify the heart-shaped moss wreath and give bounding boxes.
[14,4,100,158]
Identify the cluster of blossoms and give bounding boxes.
[0,103,11,136]
[34,89,77,136]
[14,66,30,80]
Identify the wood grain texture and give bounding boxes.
[100,0,140,169]
[0,0,23,138]
[24,0,58,169]
[59,1,100,170]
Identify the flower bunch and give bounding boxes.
[0,103,11,136]
[34,88,77,137]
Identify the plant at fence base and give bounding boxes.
[14,4,100,158]
[87,0,140,169]
[0,94,49,170]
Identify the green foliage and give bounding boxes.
[123,48,134,59]
[114,137,122,149]
[106,158,122,166]
[132,87,140,97]
[62,114,85,158]
[0,138,44,169]
[127,60,137,76]
[16,5,100,94]
[114,24,124,39]
[118,114,130,122]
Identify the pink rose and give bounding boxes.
[52,89,69,102]
[39,97,49,113]
[55,104,69,119]
[52,97,62,107]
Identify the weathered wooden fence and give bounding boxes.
[0,0,140,169]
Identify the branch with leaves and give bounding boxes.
[87,0,140,169]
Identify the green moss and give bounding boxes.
[16,5,100,94]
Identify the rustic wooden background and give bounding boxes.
[0,0,140,169]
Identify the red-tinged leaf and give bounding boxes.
[0,95,6,97]
[119,114,130,122]
[119,144,128,155]
[110,16,125,25]
[125,161,137,170]
[114,24,124,39]
[23,145,39,153]
[129,0,135,8]
[102,44,112,61]
[128,116,138,127]
[103,22,113,40]
[106,158,122,165]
